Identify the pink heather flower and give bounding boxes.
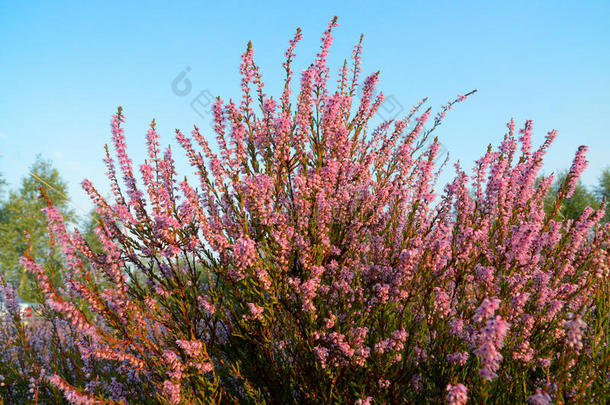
[474,315,510,381]
[163,380,181,404]
[280,28,303,108]
[373,283,390,304]
[510,292,530,318]
[246,303,264,321]
[378,379,391,389]
[518,120,533,156]
[155,284,171,298]
[197,296,216,314]
[233,235,257,271]
[507,118,516,134]
[324,314,337,329]
[446,383,468,405]
[563,316,587,351]
[294,66,315,150]
[474,298,501,323]
[450,319,466,338]
[193,362,214,374]
[475,265,495,286]
[314,17,338,94]
[563,145,589,199]
[512,340,535,363]
[392,328,408,344]
[447,351,470,366]
[313,346,329,368]
[375,338,391,355]
[539,357,552,369]
[355,396,373,405]
[527,388,552,405]
[434,287,452,318]
[47,375,101,405]
[164,350,184,380]
[176,339,203,358]
[353,72,380,127]
[328,331,355,359]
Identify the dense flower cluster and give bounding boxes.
[446,383,468,405]
[2,17,609,404]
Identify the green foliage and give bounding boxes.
[0,156,75,301]
[543,171,600,221]
[596,167,610,224]
[0,173,6,198]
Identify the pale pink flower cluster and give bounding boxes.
[313,346,329,368]
[176,339,203,358]
[474,315,510,381]
[446,351,470,366]
[246,303,264,321]
[446,383,468,405]
[48,375,101,405]
[233,235,257,273]
[473,298,500,323]
[164,350,184,380]
[563,145,589,199]
[563,316,587,351]
[163,380,181,404]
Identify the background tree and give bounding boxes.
[543,170,600,220]
[0,156,75,301]
[596,167,610,224]
[0,174,6,223]
[0,173,6,197]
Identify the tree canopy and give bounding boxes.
[0,157,75,301]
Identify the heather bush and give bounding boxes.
[4,18,610,404]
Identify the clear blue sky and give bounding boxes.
[1,0,609,215]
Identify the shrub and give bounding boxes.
[5,17,610,404]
